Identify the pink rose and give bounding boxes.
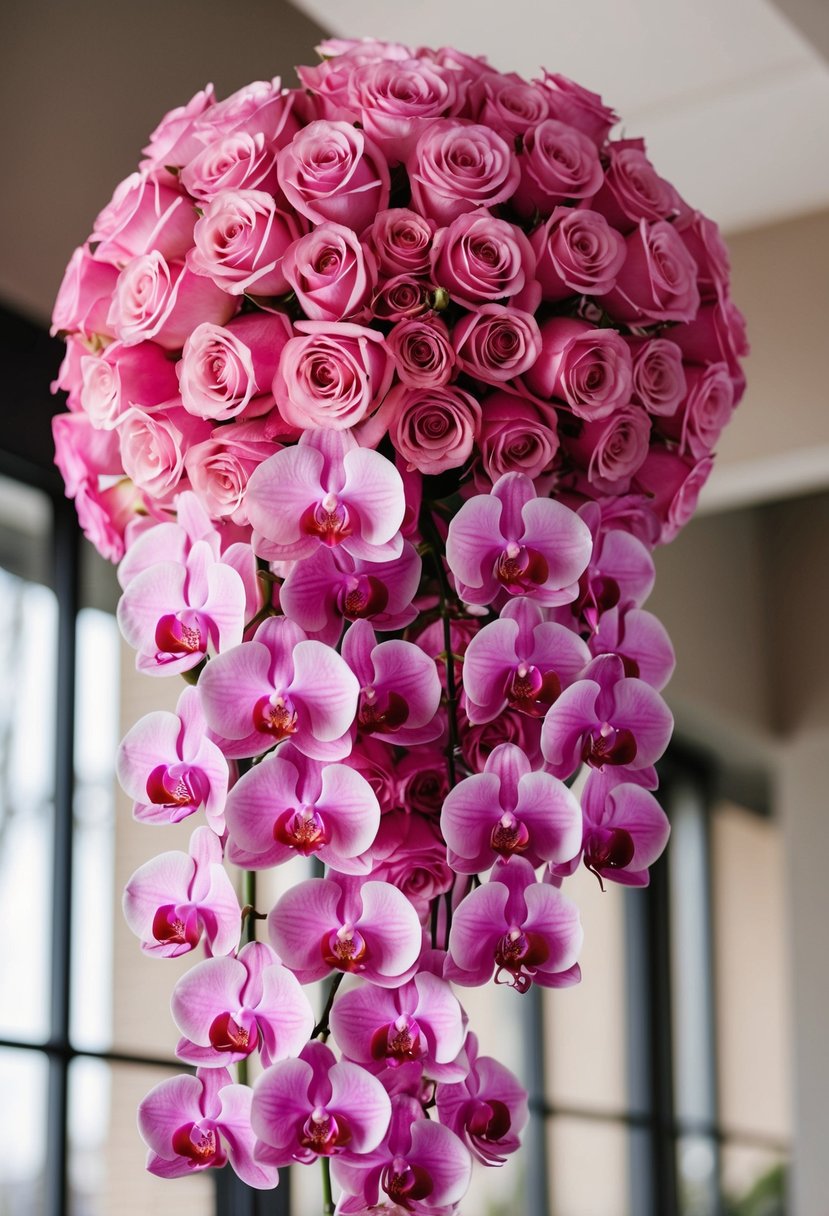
[477,391,559,485]
[277,120,390,231]
[366,208,436,275]
[80,341,179,429]
[51,247,119,338]
[178,312,292,420]
[531,207,627,300]
[180,132,280,202]
[388,383,482,475]
[431,212,538,310]
[524,317,632,421]
[192,77,299,146]
[387,317,456,388]
[90,173,196,266]
[535,73,618,146]
[591,140,680,233]
[657,362,734,458]
[513,119,604,218]
[369,811,454,920]
[627,337,687,417]
[469,72,551,139]
[343,58,461,159]
[117,405,210,501]
[395,751,449,819]
[407,121,520,225]
[140,85,216,172]
[452,305,542,384]
[189,189,301,296]
[184,419,278,524]
[53,411,123,497]
[674,211,731,305]
[107,253,235,349]
[670,301,749,395]
[273,320,393,431]
[600,219,700,325]
[563,405,651,491]
[633,448,714,542]
[282,222,377,322]
[460,708,542,772]
[370,275,433,322]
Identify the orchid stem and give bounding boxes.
[420,506,460,792]
[312,972,344,1041]
[321,1156,334,1215]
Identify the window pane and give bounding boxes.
[0,1047,48,1214]
[548,1117,629,1216]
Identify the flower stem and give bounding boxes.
[419,506,461,791]
[312,972,344,1042]
[321,1156,334,1215]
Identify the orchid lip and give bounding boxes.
[273,804,328,854]
[494,927,550,992]
[370,1013,424,1066]
[171,1120,223,1167]
[581,724,637,768]
[358,689,410,735]
[496,545,549,594]
[507,664,561,716]
[490,812,531,858]
[208,1009,258,1055]
[154,612,206,660]
[301,498,353,547]
[339,574,389,620]
[298,1107,352,1156]
[382,1157,434,1203]
[321,924,368,972]
[253,693,299,739]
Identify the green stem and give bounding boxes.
[321,1155,334,1215]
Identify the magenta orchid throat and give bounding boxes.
[51,33,746,1215]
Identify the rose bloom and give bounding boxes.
[563,405,651,492]
[80,340,179,429]
[117,404,210,501]
[344,58,461,160]
[524,317,633,421]
[107,252,235,349]
[369,274,433,322]
[657,362,734,458]
[591,139,680,232]
[387,317,456,388]
[277,120,390,231]
[90,172,196,266]
[51,247,119,338]
[453,306,542,384]
[675,210,732,305]
[535,72,618,145]
[366,208,436,275]
[531,207,627,301]
[408,120,520,225]
[191,76,299,146]
[513,118,604,218]
[273,321,393,430]
[634,447,714,543]
[180,131,280,202]
[282,222,377,322]
[469,71,551,140]
[140,84,216,173]
[460,707,543,772]
[369,811,454,921]
[600,219,701,325]
[189,188,301,296]
[477,391,559,485]
[626,337,687,417]
[396,750,449,820]
[184,419,278,524]
[388,383,482,475]
[178,311,292,420]
[431,212,538,310]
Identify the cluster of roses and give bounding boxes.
[50,35,746,1214]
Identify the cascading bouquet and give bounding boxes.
[50,34,746,1214]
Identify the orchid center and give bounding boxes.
[340,574,389,620]
[321,923,368,973]
[151,903,201,949]
[301,496,353,547]
[358,689,410,735]
[584,825,635,886]
[507,663,561,716]
[146,763,208,810]
[382,1156,434,1204]
[171,1121,223,1168]
[496,544,549,594]
[467,1098,512,1142]
[490,811,531,858]
[370,1013,424,1066]
[274,804,328,854]
[253,693,298,739]
[581,723,637,768]
[208,1009,257,1056]
[299,1106,352,1156]
[154,612,206,661]
[494,927,549,993]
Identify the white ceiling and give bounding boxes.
[290,0,829,233]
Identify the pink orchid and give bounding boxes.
[552,768,670,888]
[332,1094,472,1214]
[445,472,592,607]
[244,429,405,563]
[197,615,359,760]
[123,826,241,957]
[441,742,582,874]
[588,604,676,690]
[224,742,380,873]
[138,1067,277,1189]
[252,1041,391,1166]
[462,596,590,724]
[116,685,229,832]
[268,874,423,988]
[446,856,583,992]
[330,971,467,1082]
[540,653,674,780]
[342,620,442,747]
[555,502,655,635]
[435,1033,528,1166]
[280,541,421,646]
[172,940,314,1068]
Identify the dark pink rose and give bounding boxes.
[524,317,632,421]
[192,77,299,146]
[671,301,749,396]
[468,72,550,139]
[387,316,456,388]
[460,708,542,772]
[117,404,210,500]
[140,85,216,172]
[600,219,700,324]
[513,119,604,218]
[563,406,651,492]
[657,362,734,458]
[277,120,390,231]
[107,253,235,349]
[477,391,559,485]
[273,320,393,431]
[90,173,196,266]
[627,337,687,417]
[184,419,278,524]
[282,222,377,322]
[407,121,520,225]
[180,132,280,202]
[51,247,119,338]
[531,207,627,301]
[344,58,461,160]
[633,448,714,542]
[591,140,680,233]
[370,274,433,322]
[535,72,618,145]
[369,811,453,921]
[674,211,731,305]
[189,188,301,296]
[366,208,436,275]
[80,341,179,429]
[453,305,542,384]
[396,751,450,820]
[178,312,292,420]
[388,383,482,474]
[431,212,538,311]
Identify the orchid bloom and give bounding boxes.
[436,1033,528,1166]
[342,619,443,747]
[561,501,655,634]
[588,604,676,690]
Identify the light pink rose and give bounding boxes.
[53,411,123,497]
[366,208,436,275]
[117,404,210,500]
[80,341,179,429]
[531,207,627,301]
[107,253,235,349]
[282,222,377,322]
[535,72,618,146]
[388,383,482,475]
[180,132,280,202]
[591,140,680,233]
[273,320,393,431]
[453,305,542,384]
[524,317,632,421]
[407,120,520,225]
[184,419,279,524]
[477,391,559,485]
[51,336,86,409]
[51,247,119,337]
[657,362,734,458]
[192,77,299,146]
[370,275,433,322]
[600,219,700,325]
[387,316,456,388]
[513,119,604,218]
[626,337,687,417]
[431,212,538,310]
[563,405,651,491]
[178,312,292,420]
[90,173,196,266]
[189,189,301,296]
[343,58,461,160]
[140,85,216,172]
[277,120,390,231]
[469,71,550,139]
[633,448,714,542]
